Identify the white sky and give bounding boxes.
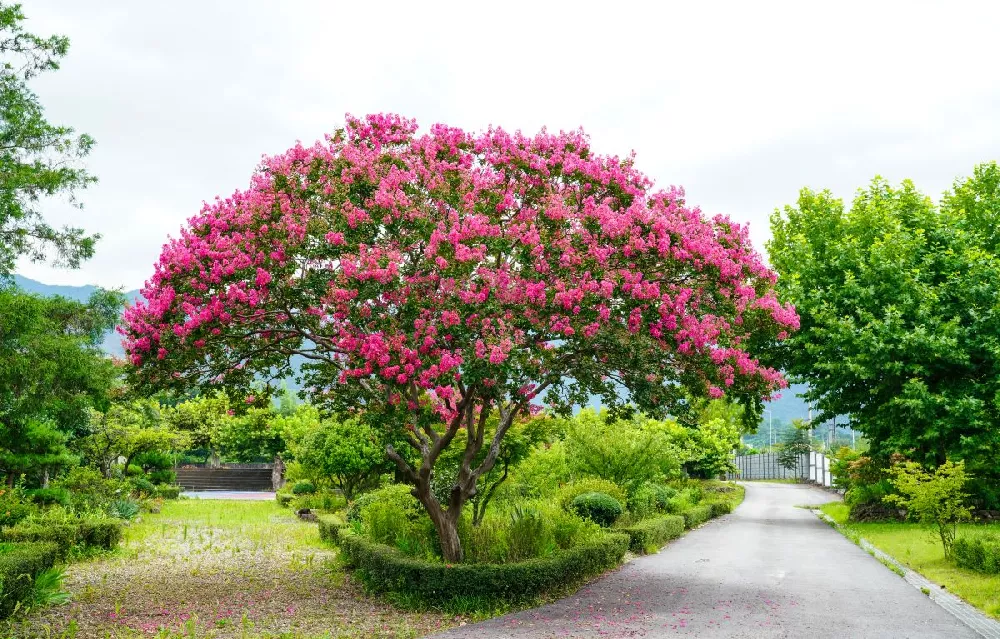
[16,0,1000,291]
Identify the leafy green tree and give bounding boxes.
[682,399,744,477]
[0,3,98,273]
[777,422,812,470]
[293,417,388,500]
[162,393,231,464]
[216,407,286,463]
[0,286,120,485]
[768,165,1000,481]
[564,409,683,496]
[885,460,971,558]
[77,401,187,477]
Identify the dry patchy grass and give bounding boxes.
[3,500,457,638]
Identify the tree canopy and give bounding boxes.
[0,2,98,274]
[124,114,797,561]
[768,162,1000,478]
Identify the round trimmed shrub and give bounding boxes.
[556,479,628,511]
[132,477,156,495]
[569,492,623,527]
[291,480,317,495]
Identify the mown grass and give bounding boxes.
[820,502,1000,618]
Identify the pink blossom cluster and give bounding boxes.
[123,113,797,410]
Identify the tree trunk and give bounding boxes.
[208,450,221,469]
[42,467,49,489]
[422,494,464,563]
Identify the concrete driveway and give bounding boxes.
[435,482,978,638]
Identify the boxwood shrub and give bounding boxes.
[681,504,713,529]
[2,519,122,556]
[709,501,734,517]
[0,542,59,618]
[570,492,623,527]
[340,531,628,602]
[153,484,182,500]
[317,514,349,545]
[619,515,684,554]
[276,492,294,507]
[953,534,1000,574]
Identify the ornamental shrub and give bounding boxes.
[0,542,60,618]
[24,488,70,508]
[2,519,122,555]
[619,515,685,554]
[147,469,176,485]
[291,492,346,512]
[570,492,623,527]
[556,479,628,511]
[953,534,1000,574]
[0,488,31,528]
[317,514,349,545]
[340,530,628,603]
[681,504,713,529]
[275,492,294,508]
[153,484,181,500]
[885,461,971,558]
[131,477,156,496]
[291,480,317,495]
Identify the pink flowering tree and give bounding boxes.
[123,114,797,562]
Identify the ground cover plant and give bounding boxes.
[821,502,1000,619]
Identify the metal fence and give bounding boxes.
[727,451,833,488]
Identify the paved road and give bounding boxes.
[436,482,977,638]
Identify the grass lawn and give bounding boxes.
[820,502,1000,619]
[2,500,457,638]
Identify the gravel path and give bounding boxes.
[435,482,978,638]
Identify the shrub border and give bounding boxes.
[0,541,60,618]
[339,531,628,602]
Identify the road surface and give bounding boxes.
[435,482,978,638]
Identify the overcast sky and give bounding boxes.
[15,0,1000,291]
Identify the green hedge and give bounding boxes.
[709,501,734,518]
[619,515,684,554]
[2,519,122,556]
[340,531,628,602]
[681,504,713,529]
[276,492,294,507]
[154,485,182,500]
[953,535,1000,574]
[0,542,59,618]
[318,515,349,545]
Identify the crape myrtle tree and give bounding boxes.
[123,114,798,561]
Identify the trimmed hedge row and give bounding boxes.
[340,531,628,602]
[2,519,122,556]
[681,504,714,529]
[154,485,182,500]
[0,542,60,618]
[953,535,1000,574]
[709,501,734,517]
[619,515,684,553]
[317,515,349,545]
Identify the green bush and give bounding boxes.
[318,514,349,545]
[556,479,627,511]
[358,485,434,557]
[0,542,60,618]
[24,488,71,507]
[628,483,680,519]
[681,504,713,529]
[340,530,628,603]
[619,515,685,554]
[709,501,734,517]
[570,492,623,527]
[345,491,378,523]
[77,520,123,550]
[131,477,156,496]
[291,492,346,512]
[460,501,598,564]
[2,519,122,555]
[153,484,181,500]
[1,523,78,556]
[148,469,176,485]
[953,535,1000,574]
[0,488,31,528]
[291,480,317,495]
[276,491,294,508]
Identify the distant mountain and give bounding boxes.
[11,274,142,357]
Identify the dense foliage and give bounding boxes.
[0,2,98,274]
[123,114,795,560]
[769,163,1000,492]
